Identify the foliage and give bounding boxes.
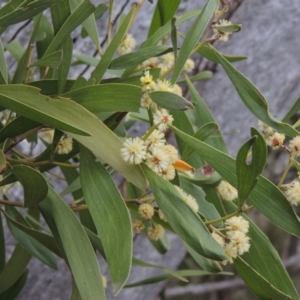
[0,0,300,299]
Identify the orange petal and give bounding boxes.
[173,159,195,172]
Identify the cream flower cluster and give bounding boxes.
[216,180,238,202]
[212,216,250,265]
[56,136,73,155]
[175,186,199,213]
[121,128,177,181]
[121,70,179,180]
[140,70,182,109]
[117,33,136,55]
[132,203,165,240]
[138,54,195,76]
[284,180,300,206]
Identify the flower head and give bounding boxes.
[172,84,182,96]
[145,129,166,149]
[56,136,73,155]
[285,180,300,206]
[146,147,170,173]
[267,132,285,149]
[140,70,156,92]
[140,93,154,109]
[138,203,154,220]
[153,109,174,131]
[257,120,274,137]
[133,220,145,233]
[183,58,195,73]
[216,180,238,201]
[160,144,178,163]
[121,137,147,164]
[289,136,300,157]
[227,231,250,255]
[211,231,225,248]
[155,79,173,92]
[161,53,175,68]
[118,33,136,55]
[148,224,164,240]
[157,164,176,181]
[222,243,238,265]
[225,216,249,234]
[175,186,199,212]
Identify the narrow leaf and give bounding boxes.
[126,269,230,288]
[42,185,105,300]
[80,146,132,295]
[208,45,300,137]
[5,207,57,269]
[0,244,31,293]
[236,128,267,206]
[234,257,290,300]
[91,7,134,83]
[2,208,61,257]
[0,116,41,144]
[148,0,180,38]
[69,0,100,52]
[0,269,28,300]
[142,164,226,260]
[185,75,228,153]
[182,122,219,159]
[0,39,8,83]
[110,45,170,69]
[63,84,142,113]
[0,213,5,273]
[31,50,63,68]
[0,149,6,173]
[11,165,48,207]
[57,37,73,94]
[0,84,91,136]
[170,0,218,84]
[44,0,95,56]
[198,45,247,63]
[0,0,62,27]
[282,96,300,122]
[149,91,194,111]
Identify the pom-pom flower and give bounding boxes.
[56,136,73,155]
[267,132,285,149]
[148,224,164,240]
[216,180,238,201]
[183,58,195,73]
[121,137,147,164]
[140,93,154,109]
[284,180,300,206]
[153,109,174,131]
[175,186,199,213]
[145,129,166,149]
[146,148,170,173]
[133,220,145,233]
[225,216,249,234]
[289,136,300,157]
[211,231,225,248]
[138,203,154,220]
[118,33,136,55]
[257,120,274,137]
[140,70,156,92]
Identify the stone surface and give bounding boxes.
[1,0,300,299]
